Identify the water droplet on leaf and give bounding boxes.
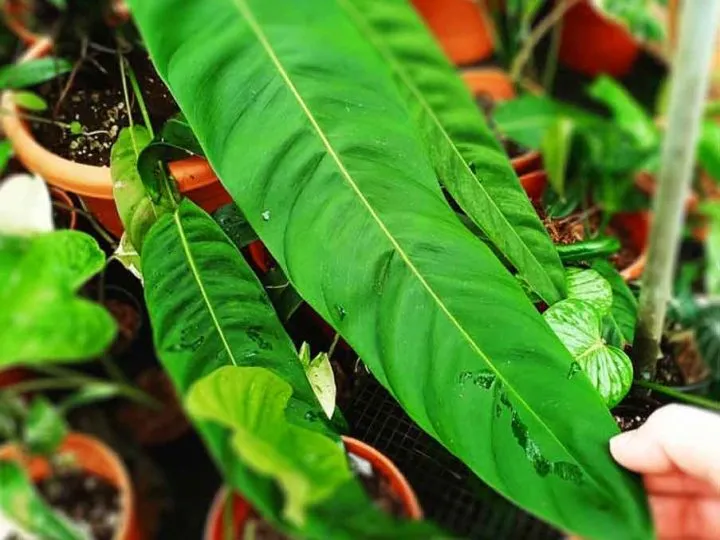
[261,210,271,221]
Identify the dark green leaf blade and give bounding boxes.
[130,2,652,537]
[141,200,440,538]
[592,259,638,347]
[338,0,566,304]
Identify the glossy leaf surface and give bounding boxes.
[566,268,613,315]
[592,260,638,347]
[141,200,439,538]
[545,299,633,407]
[130,2,651,537]
[0,231,116,366]
[338,0,565,304]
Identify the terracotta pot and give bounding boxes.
[559,1,640,78]
[2,0,130,45]
[519,170,547,203]
[462,68,542,176]
[0,433,140,540]
[1,38,231,238]
[610,211,649,282]
[0,368,31,388]
[412,0,494,66]
[49,186,78,230]
[203,437,421,540]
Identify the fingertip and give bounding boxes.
[609,430,638,461]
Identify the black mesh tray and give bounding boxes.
[347,378,562,540]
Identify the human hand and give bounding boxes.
[609,404,720,539]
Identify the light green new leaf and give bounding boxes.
[592,259,638,347]
[188,366,350,525]
[0,231,116,367]
[111,126,174,250]
[541,118,575,198]
[337,0,566,305]
[298,342,336,420]
[24,397,68,456]
[0,462,86,540]
[703,202,720,296]
[141,200,440,538]
[12,91,48,112]
[566,268,613,315]
[130,1,651,537]
[588,76,659,150]
[545,299,633,407]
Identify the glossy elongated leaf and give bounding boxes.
[695,303,720,380]
[187,366,351,525]
[141,200,440,538]
[130,2,651,537]
[0,231,116,366]
[337,0,565,305]
[298,342,336,419]
[591,0,665,42]
[545,299,633,407]
[0,462,86,540]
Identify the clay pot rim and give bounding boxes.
[203,436,422,540]
[1,37,217,200]
[0,432,135,540]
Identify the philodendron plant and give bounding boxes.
[121,0,655,538]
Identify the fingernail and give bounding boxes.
[609,430,636,456]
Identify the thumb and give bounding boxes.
[610,404,720,490]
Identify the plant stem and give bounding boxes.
[542,9,563,93]
[636,380,720,411]
[509,0,580,84]
[634,1,720,377]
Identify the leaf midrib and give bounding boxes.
[173,210,238,366]
[336,0,559,304]
[232,0,605,493]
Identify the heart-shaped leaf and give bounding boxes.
[566,267,613,315]
[545,299,633,407]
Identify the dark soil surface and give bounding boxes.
[36,469,121,540]
[612,395,661,432]
[476,93,528,159]
[537,205,639,270]
[28,47,177,166]
[655,335,711,387]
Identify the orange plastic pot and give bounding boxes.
[412,0,494,65]
[203,437,421,540]
[519,170,547,203]
[2,0,130,45]
[462,68,542,176]
[611,211,649,282]
[559,1,640,78]
[0,433,140,540]
[1,38,231,239]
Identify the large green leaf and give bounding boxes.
[0,461,86,540]
[337,0,565,305]
[0,231,116,366]
[141,200,439,538]
[130,2,651,537]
